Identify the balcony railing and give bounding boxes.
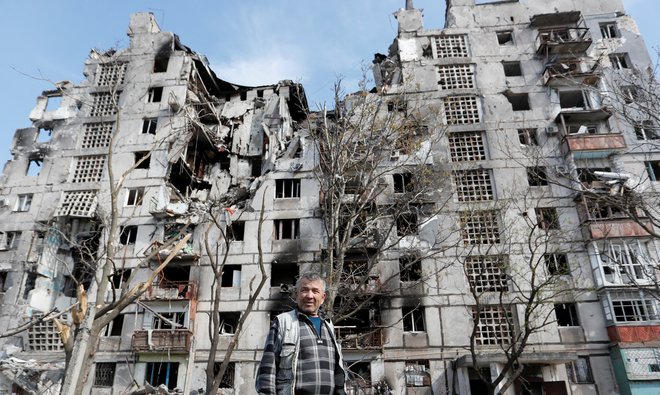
[335,326,383,350]
[536,27,592,55]
[131,329,192,353]
[543,61,599,87]
[588,219,652,239]
[564,133,626,159]
[144,279,197,300]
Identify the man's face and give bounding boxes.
[296,278,326,316]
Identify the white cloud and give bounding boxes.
[210,46,307,86]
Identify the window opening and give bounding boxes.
[219,312,240,334]
[36,128,51,143]
[646,161,660,181]
[94,362,116,387]
[142,118,158,134]
[437,64,475,90]
[453,169,494,201]
[545,253,570,275]
[402,306,426,332]
[270,261,298,287]
[566,357,594,384]
[600,23,618,39]
[448,131,486,161]
[559,90,590,109]
[153,56,169,73]
[459,210,501,245]
[119,226,138,245]
[103,314,125,337]
[535,207,560,230]
[125,188,144,206]
[147,87,163,103]
[434,35,469,58]
[635,120,659,140]
[555,303,579,326]
[152,311,185,330]
[473,306,512,345]
[400,255,421,282]
[275,179,301,198]
[0,271,8,292]
[527,167,548,186]
[496,30,513,45]
[465,255,508,293]
[397,211,418,236]
[609,53,630,69]
[221,265,242,287]
[393,173,413,193]
[502,61,522,77]
[213,362,236,389]
[145,362,179,390]
[274,219,300,240]
[6,231,21,250]
[71,155,106,183]
[518,129,538,145]
[227,221,245,241]
[26,159,42,177]
[134,152,151,169]
[14,194,33,212]
[505,92,530,111]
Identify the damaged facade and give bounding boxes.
[0,1,659,394]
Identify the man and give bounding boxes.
[256,271,347,395]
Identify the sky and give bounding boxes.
[0,0,657,167]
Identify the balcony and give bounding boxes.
[143,279,197,300]
[536,27,592,56]
[146,240,198,261]
[543,61,599,87]
[564,133,626,159]
[607,325,660,343]
[335,326,383,350]
[131,329,192,353]
[587,219,652,239]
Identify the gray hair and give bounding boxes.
[295,271,326,292]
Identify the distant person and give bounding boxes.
[256,271,347,394]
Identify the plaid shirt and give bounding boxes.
[256,310,346,395]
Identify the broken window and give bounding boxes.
[396,211,418,236]
[453,169,494,201]
[555,303,579,326]
[93,362,116,387]
[586,200,626,220]
[600,22,619,39]
[221,265,241,287]
[162,264,190,284]
[82,122,113,148]
[125,188,144,206]
[71,155,106,183]
[566,123,599,134]
[90,92,119,117]
[344,177,361,194]
[496,30,513,45]
[465,255,508,293]
[443,96,480,124]
[434,35,469,58]
[387,100,407,113]
[545,253,570,275]
[611,292,657,322]
[0,271,7,292]
[5,231,21,250]
[36,128,51,142]
[566,357,594,384]
[134,152,151,169]
[274,219,300,240]
[153,311,185,330]
[635,120,659,140]
[402,306,426,332]
[103,314,125,337]
[23,272,37,299]
[213,362,236,389]
[45,95,62,112]
[147,87,163,103]
[393,173,413,193]
[535,207,560,230]
[502,61,522,77]
[459,210,501,245]
[28,315,65,351]
[609,53,630,69]
[448,131,486,162]
[527,166,549,186]
[270,261,298,288]
[26,159,42,177]
[227,221,245,241]
[400,255,421,282]
[97,62,127,87]
[505,92,530,111]
[518,128,538,146]
[437,64,475,90]
[62,275,77,297]
[111,269,132,289]
[119,226,138,245]
[405,361,431,387]
[153,55,169,73]
[473,306,512,345]
[219,312,240,334]
[560,90,592,109]
[145,362,179,390]
[142,118,158,134]
[599,241,649,284]
[14,194,33,212]
[621,85,638,104]
[56,190,97,217]
[275,179,301,199]
[646,161,660,181]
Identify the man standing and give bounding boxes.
[256,271,347,395]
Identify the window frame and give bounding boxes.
[14,194,33,212]
[402,306,426,332]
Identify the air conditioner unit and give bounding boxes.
[280,283,294,294]
[542,126,559,135]
[390,150,401,160]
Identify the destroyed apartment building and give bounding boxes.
[0,0,659,394]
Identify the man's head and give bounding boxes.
[295,271,326,317]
